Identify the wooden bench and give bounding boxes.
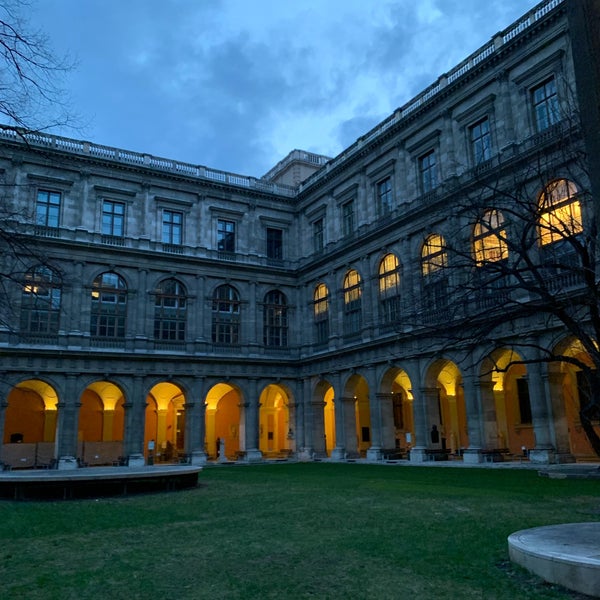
[425,448,451,461]
[382,448,406,460]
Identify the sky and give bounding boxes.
[26,0,539,178]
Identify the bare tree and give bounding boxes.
[0,0,75,134]
[416,116,600,455]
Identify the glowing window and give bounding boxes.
[473,210,508,265]
[379,254,401,324]
[313,283,329,344]
[538,179,582,245]
[421,234,447,276]
[343,269,362,335]
[20,265,61,334]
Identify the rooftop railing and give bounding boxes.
[297,0,565,193]
[0,0,564,202]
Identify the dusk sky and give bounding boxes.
[27,0,539,178]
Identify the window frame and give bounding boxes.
[154,278,187,342]
[531,76,560,133]
[212,284,241,345]
[162,209,183,245]
[419,150,437,194]
[90,272,127,339]
[263,290,288,347]
[102,199,125,237]
[469,117,492,165]
[20,265,62,334]
[36,189,61,229]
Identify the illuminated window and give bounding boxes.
[538,179,582,245]
[378,253,401,324]
[36,190,61,228]
[264,290,287,347]
[473,210,508,265]
[469,117,491,164]
[343,269,362,335]
[419,150,437,193]
[532,77,559,132]
[154,278,186,341]
[421,234,447,276]
[212,284,240,344]
[313,283,329,344]
[20,265,61,334]
[377,177,393,215]
[91,272,127,338]
[162,210,182,245]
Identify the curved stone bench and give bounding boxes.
[508,522,600,597]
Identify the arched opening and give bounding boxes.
[259,384,291,457]
[205,383,241,461]
[425,360,468,453]
[145,382,186,463]
[3,379,58,468]
[384,369,415,451]
[78,381,125,466]
[549,338,597,459]
[481,349,534,455]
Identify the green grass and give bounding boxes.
[0,463,597,599]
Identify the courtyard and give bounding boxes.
[0,462,597,599]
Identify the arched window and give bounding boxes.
[212,284,240,345]
[421,234,448,312]
[473,209,508,265]
[263,290,288,347]
[421,234,447,276]
[313,283,329,344]
[91,272,127,338]
[154,278,186,341]
[343,269,362,336]
[538,179,582,245]
[20,265,61,334]
[379,253,401,324]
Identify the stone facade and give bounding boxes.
[0,0,596,469]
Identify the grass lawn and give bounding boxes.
[0,463,597,599]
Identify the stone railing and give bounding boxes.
[0,128,297,198]
[298,0,565,193]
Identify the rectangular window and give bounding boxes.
[342,200,355,237]
[470,117,491,164]
[532,77,559,132]
[102,200,125,237]
[419,150,437,193]
[162,210,182,245]
[266,227,283,260]
[36,190,61,228]
[377,177,393,215]
[217,219,235,253]
[313,218,324,253]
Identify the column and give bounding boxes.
[0,375,9,464]
[134,268,148,346]
[528,360,555,464]
[124,375,146,467]
[244,378,262,462]
[366,367,382,461]
[409,387,430,463]
[184,376,207,465]
[461,371,484,464]
[342,397,358,457]
[377,393,396,449]
[330,372,346,460]
[56,374,80,470]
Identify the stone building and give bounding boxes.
[0,0,597,469]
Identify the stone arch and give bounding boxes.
[3,378,59,468]
[145,381,187,462]
[205,382,242,460]
[380,366,415,450]
[78,379,126,466]
[548,336,597,459]
[480,349,534,455]
[424,359,468,452]
[259,383,292,457]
